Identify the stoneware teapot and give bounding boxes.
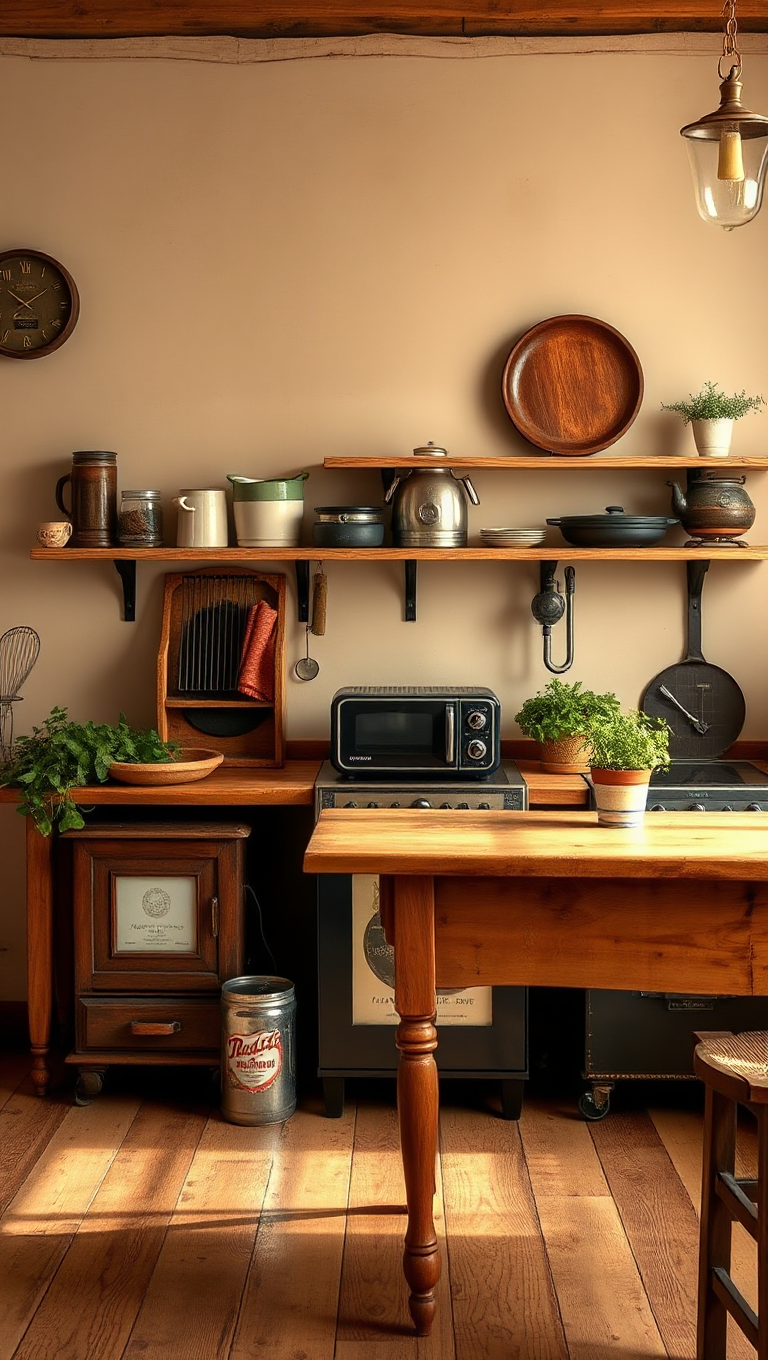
[385,443,480,548]
[668,471,755,547]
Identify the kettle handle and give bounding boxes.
[458,474,480,506]
[384,475,402,505]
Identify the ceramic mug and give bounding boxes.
[172,489,229,548]
[37,521,73,548]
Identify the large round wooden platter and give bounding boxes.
[501,314,644,456]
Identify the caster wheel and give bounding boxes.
[75,1069,106,1106]
[578,1090,610,1122]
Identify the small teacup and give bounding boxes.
[37,521,73,548]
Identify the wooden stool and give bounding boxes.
[694,1029,768,1359]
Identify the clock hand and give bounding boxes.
[659,683,710,734]
[7,290,32,310]
[24,289,48,306]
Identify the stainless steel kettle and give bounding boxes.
[384,444,480,548]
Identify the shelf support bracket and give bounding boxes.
[114,560,137,623]
[295,560,310,623]
[404,560,417,621]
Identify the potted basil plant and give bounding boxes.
[585,709,671,827]
[514,679,620,773]
[661,381,765,458]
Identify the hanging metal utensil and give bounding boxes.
[531,566,576,673]
[0,626,41,761]
[295,627,319,681]
[295,565,325,681]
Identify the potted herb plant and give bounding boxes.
[585,708,671,827]
[514,679,620,773]
[0,706,179,834]
[661,381,765,458]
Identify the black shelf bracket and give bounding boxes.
[295,560,310,623]
[404,560,417,621]
[114,560,137,622]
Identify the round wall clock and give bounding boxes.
[0,249,79,360]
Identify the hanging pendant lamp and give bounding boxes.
[680,0,768,230]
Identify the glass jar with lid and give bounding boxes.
[118,490,163,547]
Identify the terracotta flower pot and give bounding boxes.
[540,735,591,774]
[590,767,651,827]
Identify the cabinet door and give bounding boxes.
[73,839,228,993]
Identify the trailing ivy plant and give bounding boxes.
[0,706,179,834]
[661,381,765,424]
[586,709,671,773]
[514,679,620,744]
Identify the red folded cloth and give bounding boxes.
[237,600,277,702]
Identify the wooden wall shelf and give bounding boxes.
[30,543,768,624]
[323,455,768,471]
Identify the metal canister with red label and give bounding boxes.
[220,976,297,1125]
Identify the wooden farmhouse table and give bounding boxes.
[303,806,768,1337]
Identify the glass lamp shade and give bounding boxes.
[681,71,768,229]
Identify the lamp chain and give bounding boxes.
[718,0,742,79]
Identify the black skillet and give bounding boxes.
[641,560,745,761]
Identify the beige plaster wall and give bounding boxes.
[1,41,767,1000]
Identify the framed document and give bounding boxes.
[114,875,197,954]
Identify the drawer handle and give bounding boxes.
[129,1020,181,1036]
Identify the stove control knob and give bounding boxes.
[650,804,666,811]
[747,803,763,812]
[366,801,380,808]
[457,802,470,809]
[467,710,487,730]
[344,801,358,808]
[439,802,452,809]
[467,740,487,760]
[722,804,734,812]
[411,798,432,809]
[390,801,401,808]
[478,802,491,810]
[688,803,706,812]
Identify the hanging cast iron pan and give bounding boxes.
[641,560,745,761]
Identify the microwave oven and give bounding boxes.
[330,686,501,778]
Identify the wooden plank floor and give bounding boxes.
[0,1054,758,1360]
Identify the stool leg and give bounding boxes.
[758,1106,768,1360]
[698,1085,736,1360]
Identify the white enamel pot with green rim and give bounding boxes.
[227,472,309,547]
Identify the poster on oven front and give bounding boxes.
[351,874,492,1026]
[114,875,197,953]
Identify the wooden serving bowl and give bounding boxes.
[108,747,224,785]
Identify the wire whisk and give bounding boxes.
[0,627,41,763]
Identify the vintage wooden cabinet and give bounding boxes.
[62,821,249,1099]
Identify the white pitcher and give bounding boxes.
[173,489,229,548]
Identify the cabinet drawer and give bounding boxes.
[77,995,221,1052]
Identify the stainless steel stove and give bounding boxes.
[314,760,528,1118]
[647,760,768,812]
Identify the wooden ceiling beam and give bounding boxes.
[1,2,766,40]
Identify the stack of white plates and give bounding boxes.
[479,527,546,547]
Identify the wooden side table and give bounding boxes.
[61,821,250,1100]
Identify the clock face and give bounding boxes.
[0,250,79,359]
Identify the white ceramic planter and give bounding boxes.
[233,499,305,547]
[590,768,651,827]
[691,418,734,458]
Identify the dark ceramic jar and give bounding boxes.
[55,451,118,547]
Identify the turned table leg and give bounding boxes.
[26,820,55,1096]
[390,875,440,1337]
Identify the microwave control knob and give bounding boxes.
[466,740,487,760]
[411,798,432,809]
[747,803,763,811]
[688,803,706,812]
[467,710,487,730]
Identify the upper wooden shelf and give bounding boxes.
[323,455,768,470]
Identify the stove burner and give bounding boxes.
[650,761,768,789]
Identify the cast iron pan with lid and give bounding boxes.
[641,560,745,760]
